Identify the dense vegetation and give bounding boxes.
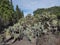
[33,6,60,31]
[0,0,24,32]
[0,0,60,45]
[33,6,60,16]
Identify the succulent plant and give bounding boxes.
[2,11,58,44]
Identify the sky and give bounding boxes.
[12,0,60,16]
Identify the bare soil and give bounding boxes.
[10,33,60,45]
[11,37,36,45]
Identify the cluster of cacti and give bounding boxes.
[0,12,59,44]
[0,35,3,43]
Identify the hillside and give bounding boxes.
[33,6,60,17]
[0,0,60,45]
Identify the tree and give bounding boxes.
[0,0,15,32]
[0,0,14,25]
[0,16,4,32]
[33,6,60,17]
[16,5,24,21]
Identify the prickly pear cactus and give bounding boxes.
[5,29,11,40]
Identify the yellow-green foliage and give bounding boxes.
[0,35,3,42]
[14,33,19,40]
[52,20,58,26]
[2,11,59,42]
[5,29,11,39]
[23,27,34,41]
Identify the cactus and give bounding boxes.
[0,35,3,43]
[2,11,58,44]
[4,29,11,40]
[23,27,34,41]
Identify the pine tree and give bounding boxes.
[0,0,15,29]
[16,5,24,20]
[11,0,13,5]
